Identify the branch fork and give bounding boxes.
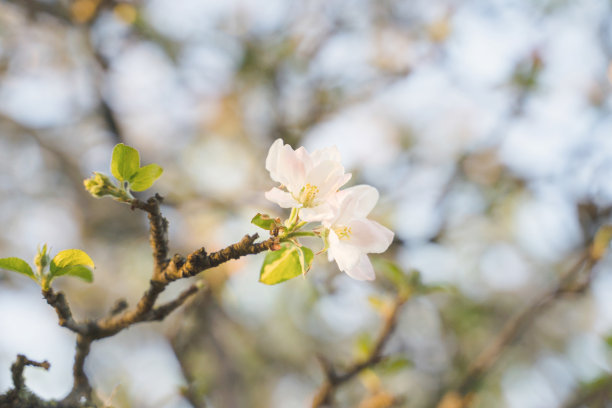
[39,194,278,405]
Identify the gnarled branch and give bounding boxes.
[37,194,278,405]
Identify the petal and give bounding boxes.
[307,161,351,199]
[338,185,379,220]
[338,172,352,189]
[327,229,338,262]
[277,144,306,192]
[265,139,284,181]
[321,190,347,227]
[346,219,394,253]
[265,188,299,208]
[300,202,335,222]
[295,146,313,171]
[345,254,375,281]
[265,139,306,191]
[328,238,362,272]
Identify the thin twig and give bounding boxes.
[561,375,612,408]
[42,288,88,334]
[311,294,407,408]
[63,335,93,404]
[146,283,203,322]
[131,195,169,278]
[434,251,594,408]
[0,354,51,408]
[10,355,50,391]
[4,0,72,23]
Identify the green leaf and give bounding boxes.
[591,225,612,260]
[298,246,314,275]
[0,257,36,281]
[377,259,414,298]
[129,163,163,191]
[111,143,140,182]
[50,249,94,277]
[407,269,422,288]
[51,265,93,283]
[379,260,407,289]
[259,244,311,285]
[355,332,373,359]
[34,244,50,269]
[251,213,277,230]
[376,356,412,374]
[368,295,387,313]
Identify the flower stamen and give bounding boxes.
[334,226,352,240]
[296,183,320,207]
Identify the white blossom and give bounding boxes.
[265,139,351,222]
[324,185,394,280]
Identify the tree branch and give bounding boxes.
[0,355,51,408]
[42,288,88,334]
[62,335,93,405]
[311,294,407,408]
[36,194,279,404]
[131,195,169,278]
[4,0,72,23]
[10,355,50,391]
[145,283,203,322]
[561,375,612,408]
[164,233,280,282]
[434,251,595,408]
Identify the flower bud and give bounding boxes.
[34,244,50,270]
[84,172,116,198]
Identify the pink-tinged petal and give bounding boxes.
[339,185,379,220]
[306,160,347,197]
[295,146,313,170]
[346,219,394,253]
[265,139,306,191]
[265,139,284,181]
[345,254,375,281]
[321,190,348,227]
[338,172,352,189]
[265,188,299,208]
[300,203,335,222]
[277,144,306,192]
[328,236,362,272]
[326,229,340,261]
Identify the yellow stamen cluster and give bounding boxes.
[297,183,320,207]
[334,226,352,240]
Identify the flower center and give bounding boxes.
[297,183,320,207]
[334,226,352,240]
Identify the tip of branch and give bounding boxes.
[110,299,129,316]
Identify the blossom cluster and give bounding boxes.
[264,139,394,280]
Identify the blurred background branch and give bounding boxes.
[2,0,612,407]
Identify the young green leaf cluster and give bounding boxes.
[1,143,162,292]
[83,143,163,201]
[0,244,94,290]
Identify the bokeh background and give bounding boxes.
[2,0,612,407]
